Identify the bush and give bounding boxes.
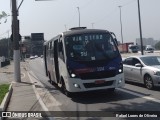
[0,84,10,104]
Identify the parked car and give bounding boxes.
[145,47,154,53]
[123,55,160,89]
[30,56,35,59]
[40,55,43,58]
[35,55,38,58]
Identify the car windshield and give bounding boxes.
[147,48,153,50]
[130,46,138,49]
[140,56,160,66]
[65,33,119,61]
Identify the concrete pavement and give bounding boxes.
[0,61,49,120]
[2,52,159,120]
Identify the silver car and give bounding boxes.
[123,55,160,89]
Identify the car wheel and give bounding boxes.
[144,75,154,89]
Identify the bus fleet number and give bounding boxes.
[97,67,105,71]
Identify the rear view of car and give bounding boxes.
[30,56,35,59]
[145,47,154,53]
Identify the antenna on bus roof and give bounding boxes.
[69,27,87,30]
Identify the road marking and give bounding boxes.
[21,72,25,79]
[27,71,54,120]
[118,88,160,103]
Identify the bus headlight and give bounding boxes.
[118,79,122,84]
[73,83,80,88]
[119,69,122,73]
[71,73,76,78]
[118,62,123,73]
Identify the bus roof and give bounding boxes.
[63,28,110,36]
[45,28,111,44]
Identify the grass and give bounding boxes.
[0,84,10,104]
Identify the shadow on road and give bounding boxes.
[126,81,160,92]
[71,89,138,104]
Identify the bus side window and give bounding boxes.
[51,41,54,55]
[59,41,65,62]
[48,42,51,57]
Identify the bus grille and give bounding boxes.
[83,81,114,88]
[79,70,116,80]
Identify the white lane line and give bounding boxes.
[27,71,54,120]
[21,72,25,79]
[27,71,49,111]
[118,88,160,103]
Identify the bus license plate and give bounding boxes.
[95,80,105,84]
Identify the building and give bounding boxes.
[136,38,159,48]
[30,33,44,56]
[21,36,31,58]
[21,33,44,57]
[0,38,12,59]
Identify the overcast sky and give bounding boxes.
[0,0,160,43]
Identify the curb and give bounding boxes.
[0,84,13,120]
[27,70,54,120]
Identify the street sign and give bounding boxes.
[31,33,44,41]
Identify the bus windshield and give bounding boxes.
[65,33,119,61]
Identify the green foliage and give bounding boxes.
[0,11,7,19]
[0,84,10,104]
[155,41,160,50]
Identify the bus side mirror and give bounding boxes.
[110,32,118,46]
[114,38,118,46]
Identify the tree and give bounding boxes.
[155,41,160,50]
[0,11,8,24]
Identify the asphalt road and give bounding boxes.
[27,57,160,119]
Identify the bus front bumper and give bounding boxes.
[65,73,125,92]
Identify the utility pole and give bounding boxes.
[137,0,144,55]
[118,6,124,52]
[77,7,80,27]
[12,0,21,82]
[7,30,10,59]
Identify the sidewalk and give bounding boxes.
[0,61,48,120]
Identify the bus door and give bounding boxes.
[43,45,48,76]
[54,40,60,83]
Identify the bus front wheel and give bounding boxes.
[61,79,72,97]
